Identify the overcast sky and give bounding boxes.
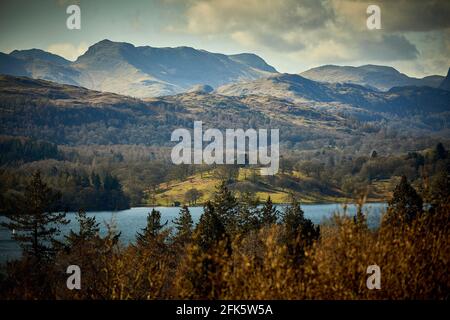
[1,0,449,77]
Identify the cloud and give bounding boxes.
[184,0,334,34]
[175,0,423,57]
[359,34,419,61]
[167,0,447,74]
[231,30,305,52]
[330,0,450,31]
[46,42,88,61]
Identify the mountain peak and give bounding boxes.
[359,64,400,74]
[1,39,277,97]
[83,39,134,52]
[10,48,70,65]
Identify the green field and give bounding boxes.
[148,167,393,206]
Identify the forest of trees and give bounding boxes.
[0,137,448,210]
[0,167,448,299]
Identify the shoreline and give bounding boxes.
[0,200,388,216]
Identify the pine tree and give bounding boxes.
[259,196,279,227]
[173,205,194,244]
[1,171,68,261]
[66,209,100,245]
[282,196,320,262]
[64,209,101,271]
[187,202,230,299]
[136,209,168,247]
[386,175,423,224]
[236,192,260,234]
[212,181,238,234]
[193,201,227,252]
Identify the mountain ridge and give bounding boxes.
[2,40,447,98]
[0,39,277,98]
[300,64,444,91]
[216,72,450,115]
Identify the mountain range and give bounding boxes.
[216,73,450,115]
[1,39,448,98]
[0,39,277,98]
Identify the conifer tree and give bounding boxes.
[173,205,194,244]
[282,196,320,262]
[259,196,279,226]
[1,171,68,261]
[237,192,260,234]
[212,181,238,234]
[66,209,100,246]
[386,175,423,224]
[185,202,230,300]
[193,201,227,252]
[136,209,168,247]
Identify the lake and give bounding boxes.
[0,203,387,264]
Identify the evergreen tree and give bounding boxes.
[212,181,238,234]
[386,175,423,224]
[187,202,230,300]
[194,201,227,252]
[172,205,194,244]
[259,196,279,226]
[237,192,260,234]
[66,209,100,245]
[1,171,68,261]
[282,196,320,262]
[136,209,168,247]
[103,173,120,191]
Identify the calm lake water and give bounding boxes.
[0,203,387,264]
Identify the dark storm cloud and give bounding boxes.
[349,0,450,32]
[359,34,419,61]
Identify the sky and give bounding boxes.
[0,0,449,77]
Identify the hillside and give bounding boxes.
[300,64,444,91]
[216,73,450,115]
[1,74,449,148]
[151,167,393,206]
